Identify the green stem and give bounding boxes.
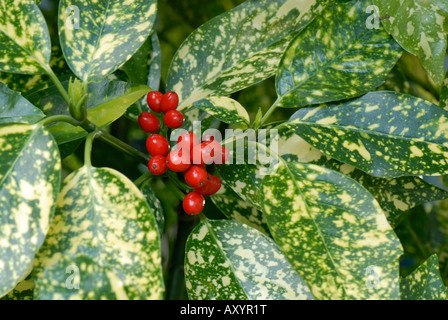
[84,130,101,167]
[42,64,71,106]
[259,98,280,127]
[167,170,192,192]
[39,114,80,127]
[97,130,151,164]
[133,172,153,188]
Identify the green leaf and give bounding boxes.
[0,0,51,74]
[441,71,448,110]
[33,166,164,300]
[275,0,402,108]
[167,0,331,110]
[284,91,448,178]
[147,32,162,91]
[401,254,448,300]
[185,219,313,300]
[0,123,61,296]
[1,275,33,300]
[373,0,448,85]
[140,183,164,236]
[261,161,403,299]
[32,79,151,145]
[210,183,270,235]
[192,96,250,126]
[58,0,157,81]
[0,83,44,124]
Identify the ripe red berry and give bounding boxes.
[191,143,214,165]
[202,133,215,142]
[164,110,185,129]
[146,134,170,156]
[177,131,199,154]
[148,155,168,175]
[138,112,160,133]
[183,192,205,216]
[166,149,191,172]
[160,91,179,113]
[184,165,208,189]
[214,147,230,165]
[147,91,163,113]
[195,174,222,196]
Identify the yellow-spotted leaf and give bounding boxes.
[33,166,164,300]
[401,254,448,300]
[261,161,403,300]
[140,182,164,236]
[185,219,312,300]
[442,71,448,111]
[373,0,448,85]
[0,123,61,297]
[1,275,33,300]
[167,0,331,110]
[283,91,448,178]
[0,83,44,124]
[58,0,157,82]
[211,183,270,235]
[275,0,402,109]
[192,96,250,126]
[0,0,51,74]
[275,128,448,227]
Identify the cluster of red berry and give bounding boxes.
[138,91,229,216]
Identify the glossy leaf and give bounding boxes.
[401,254,448,300]
[261,161,403,299]
[0,83,44,124]
[140,182,164,236]
[58,0,157,81]
[373,0,448,85]
[185,219,312,300]
[193,96,250,126]
[442,71,448,111]
[284,91,448,178]
[211,183,270,235]
[33,166,164,300]
[167,0,331,109]
[0,123,61,296]
[0,0,50,74]
[0,275,33,300]
[275,0,402,108]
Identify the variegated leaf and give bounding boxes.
[0,83,44,124]
[140,182,164,236]
[283,91,448,178]
[185,219,312,300]
[192,96,250,126]
[275,0,402,108]
[401,254,448,300]
[210,183,269,235]
[167,0,331,110]
[33,166,164,300]
[261,161,403,300]
[430,199,448,279]
[442,71,448,111]
[0,0,51,74]
[276,128,448,228]
[58,0,157,81]
[0,123,61,296]
[373,0,448,85]
[0,274,33,300]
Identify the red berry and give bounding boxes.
[184,165,208,189]
[166,149,191,172]
[148,155,168,175]
[202,133,215,142]
[146,134,170,156]
[164,110,185,129]
[177,131,199,154]
[160,91,179,113]
[191,142,214,165]
[138,112,160,133]
[195,174,222,196]
[214,146,230,165]
[183,192,205,215]
[147,91,163,113]
[204,140,222,163]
